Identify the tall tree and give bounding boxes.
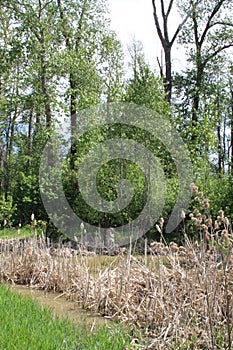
[151,0,191,103]
[0,6,23,199]
[57,0,110,167]
[178,0,233,122]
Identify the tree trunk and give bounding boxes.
[164,46,172,103]
[57,0,87,169]
[230,82,233,174]
[152,0,191,104]
[27,109,34,171]
[40,36,52,129]
[70,74,77,167]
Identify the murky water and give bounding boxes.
[11,285,110,328]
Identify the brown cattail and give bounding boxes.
[203,199,210,210]
[204,231,210,241]
[190,183,199,194]
[221,229,228,238]
[206,217,212,227]
[219,210,224,219]
[170,241,179,253]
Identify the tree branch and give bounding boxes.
[203,43,233,67]
[160,0,166,19]
[152,0,166,47]
[166,0,174,18]
[170,13,190,47]
[170,0,201,47]
[209,21,233,29]
[157,56,164,78]
[200,0,225,46]
[75,0,88,51]
[57,0,71,49]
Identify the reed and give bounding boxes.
[1,184,233,349]
[0,232,232,349]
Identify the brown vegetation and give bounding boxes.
[0,186,233,348]
[0,232,232,349]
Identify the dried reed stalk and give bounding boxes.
[0,235,232,349]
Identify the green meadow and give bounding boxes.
[0,284,134,350]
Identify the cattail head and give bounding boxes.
[214,220,220,229]
[219,210,224,219]
[190,183,199,194]
[156,224,162,234]
[206,217,212,227]
[217,216,222,225]
[201,224,208,232]
[170,241,179,253]
[203,198,210,210]
[159,217,164,228]
[224,217,230,227]
[181,210,186,219]
[204,231,210,241]
[221,229,228,238]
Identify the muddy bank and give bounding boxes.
[11,285,110,328]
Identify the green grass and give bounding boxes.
[0,226,34,239]
[0,284,134,350]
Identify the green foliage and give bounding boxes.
[124,43,169,115]
[195,173,233,222]
[0,284,134,350]
[0,0,233,243]
[0,196,16,224]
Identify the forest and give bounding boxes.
[0,0,233,243]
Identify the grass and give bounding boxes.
[0,284,134,350]
[0,226,33,239]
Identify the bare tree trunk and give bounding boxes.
[4,110,17,200]
[40,34,52,129]
[164,46,172,103]
[152,0,190,104]
[27,109,34,171]
[217,122,222,173]
[230,81,233,174]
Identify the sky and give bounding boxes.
[108,0,186,72]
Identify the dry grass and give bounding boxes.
[0,234,232,349]
[0,185,233,349]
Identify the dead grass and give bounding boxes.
[1,185,233,349]
[0,233,232,349]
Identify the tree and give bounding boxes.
[124,43,180,236]
[57,0,111,167]
[0,6,24,200]
[151,0,191,103]
[178,0,233,123]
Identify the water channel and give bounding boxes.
[11,285,110,329]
